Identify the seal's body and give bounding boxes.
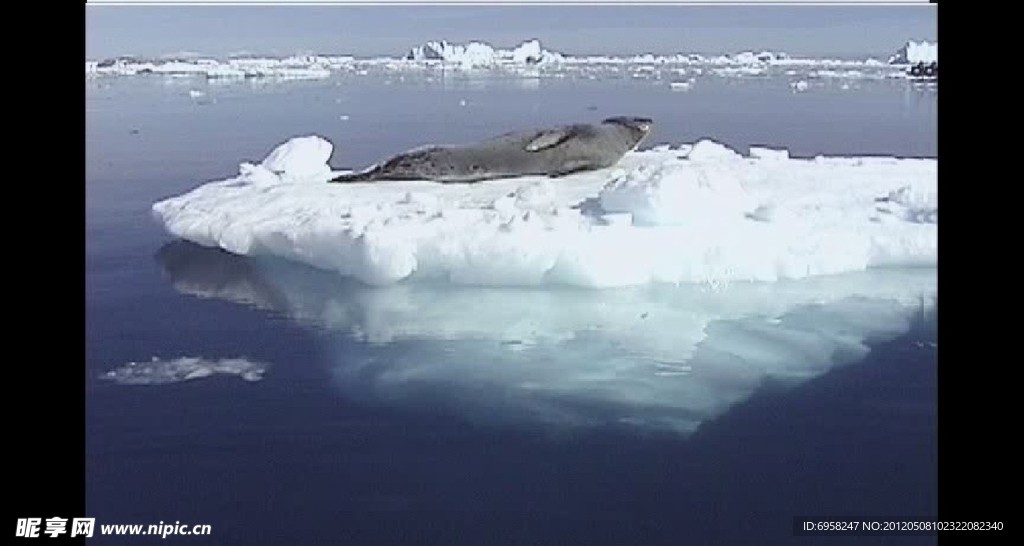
[330,116,653,184]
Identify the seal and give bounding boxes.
[329,116,653,183]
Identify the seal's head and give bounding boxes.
[603,116,654,148]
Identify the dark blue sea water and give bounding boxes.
[86,72,937,544]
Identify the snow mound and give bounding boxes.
[152,136,937,288]
[257,136,334,184]
[599,160,757,226]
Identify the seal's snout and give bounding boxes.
[633,117,653,133]
[604,116,654,134]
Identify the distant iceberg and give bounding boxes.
[888,41,938,65]
[404,38,565,66]
[511,39,565,65]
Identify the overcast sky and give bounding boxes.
[86,4,936,60]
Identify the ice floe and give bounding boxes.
[152,135,936,288]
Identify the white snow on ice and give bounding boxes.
[152,135,936,289]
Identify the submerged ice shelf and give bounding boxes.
[158,241,936,432]
[152,136,936,288]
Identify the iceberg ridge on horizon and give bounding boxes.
[87,38,934,80]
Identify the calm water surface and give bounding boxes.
[86,72,937,545]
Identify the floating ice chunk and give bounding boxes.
[888,41,938,64]
[511,39,545,64]
[152,136,936,287]
[712,66,766,77]
[408,40,498,67]
[205,65,247,79]
[669,80,694,91]
[101,357,269,385]
[406,38,564,66]
[811,69,865,79]
[791,80,809,92]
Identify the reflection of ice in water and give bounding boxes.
[101,356,269,385]
[157,242,936,432]
[514,76,541,90]
[902,82,938,118]
[329,288,930,432]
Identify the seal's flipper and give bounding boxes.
[525,129,574,152]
